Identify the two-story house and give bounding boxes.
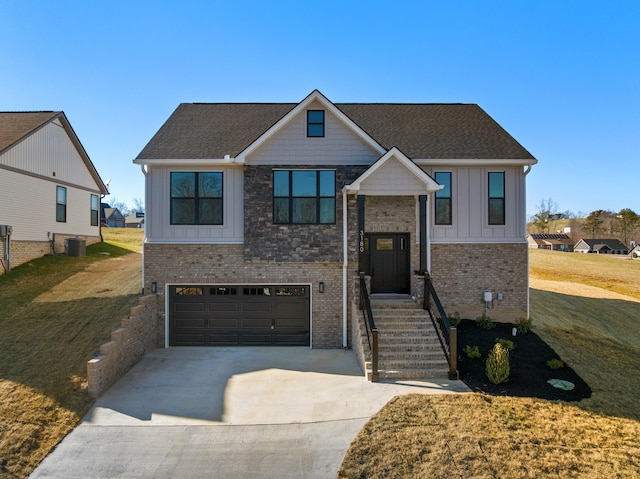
[134,90,536,351]
[1,111,108,273]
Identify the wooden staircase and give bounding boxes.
[362,296,450,380]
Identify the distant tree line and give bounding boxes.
[528,198,639,247]
[103,197,145,216]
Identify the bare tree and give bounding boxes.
[132,197,145,214]
[531,198,559,233]
[105,197,130,216]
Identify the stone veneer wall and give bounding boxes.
[86,294,158,398]
[430,242,528,322]
[143,243,345,348]
[243,165,367,263]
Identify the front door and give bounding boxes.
[369,233,410,294]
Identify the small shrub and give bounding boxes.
[464,345,481,359]
[515,316,533,334]
[486,343,510,384]
[448,311,462,327]
[495,338,515,351]
[547,358,564,370]
[475,315,495,330]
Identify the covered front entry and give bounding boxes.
[168,285,310,346]
[368,233,410,294]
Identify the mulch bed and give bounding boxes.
[456,320,592,401]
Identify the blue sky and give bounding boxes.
[1,1,638,217]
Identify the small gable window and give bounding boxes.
[434,172,452,225]
[307,110,325,137]
[56,186,67,223]
[170,172,223,225]
[488,172,505,225]
[273,170,335,224]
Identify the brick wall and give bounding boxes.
[86,294,158,398]
[143,243,346,348]
[0,234,102,275]
[430,242,528,322]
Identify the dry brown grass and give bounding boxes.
[101,227,144,253]
[339,394,640,479]
[0,231,142,478]
[530,248,640,300]
[339,249,640,478]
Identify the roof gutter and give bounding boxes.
[132,158,243,166]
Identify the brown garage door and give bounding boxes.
[169,285,310,346]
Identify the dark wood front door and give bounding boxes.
[369,233,410,294]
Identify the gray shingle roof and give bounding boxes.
[0,111,108,194]
[136,102,535,161]
[0,111,60,154]
[578,238,628,250]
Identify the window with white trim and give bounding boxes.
[488,172,505,225]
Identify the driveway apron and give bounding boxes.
[30,347,468,479]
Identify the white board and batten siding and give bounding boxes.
[427,166,527,242]
[144,165,244,243]
[247,100,379,166]
[0,120,102,241]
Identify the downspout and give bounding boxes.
[140,164,148,294]
[524,163,533,319]
[342,189,348,348]
[426,197,432,274]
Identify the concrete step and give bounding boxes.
[360,297,451,381]
[366,367,450,381]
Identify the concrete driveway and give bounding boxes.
[30,347,468,479]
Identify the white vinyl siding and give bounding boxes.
[0,119,98,190]
[144,165,244,243]
[358,157,428,196]
[247,100,379,166]
[0,168,100,241]
[428,166,526,242]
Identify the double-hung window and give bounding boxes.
[170,172,223,225]
[307,110,325,137]
[273,170,335,224]
[488,172,505,225]
[56,186,67,223]
[434,172,452,225]
[90,194,99,226]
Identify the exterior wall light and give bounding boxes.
[151,282,157,294]
[319,281,324,293]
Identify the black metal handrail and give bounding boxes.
[359,273,379,382]
[423,274,458,380]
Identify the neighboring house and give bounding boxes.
[527,233,574,252]
[574,238,629,255]
[103,207,126,227]
[0,111,108,274]
[125,212,145,228]
[134,90,537,350]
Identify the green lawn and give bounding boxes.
[0,229,143,478]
